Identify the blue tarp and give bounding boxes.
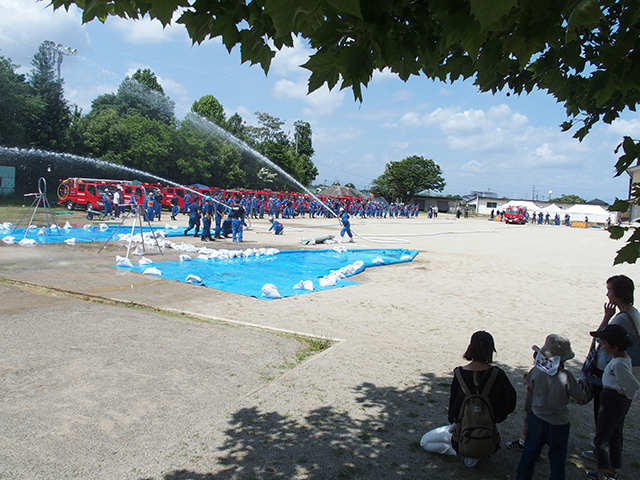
[114,248,419,300]
[1,225,185,244]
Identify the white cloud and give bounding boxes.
[272,78,345,116]
[372,67,399,82]
[390,141,409,150]
[314,126,364,144]
[439,87,454,96]
[391,89,412,102]
[0,1,90,71]
[460,160,486,174]
[608,116,640,138]
[270,36,311,76]
[106,13,187,44]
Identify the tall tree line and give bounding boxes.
[0,42,318,190]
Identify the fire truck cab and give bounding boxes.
[58,178,121,211]
[504,206,527,224]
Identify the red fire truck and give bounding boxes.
[504,206,527,224]
[58,178,159,211]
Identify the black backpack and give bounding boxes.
[451,367,501,458]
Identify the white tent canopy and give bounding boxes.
[542,204,565,214]
[497,200,543,213]
[565,204,617,223]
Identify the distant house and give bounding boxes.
[411,194,461,213]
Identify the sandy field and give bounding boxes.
[1,211,639,480]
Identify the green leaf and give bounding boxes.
[302,52,340,93]
[264,0,320,38]
[326,0,362,19]
[608,198,630,213]
[614,240,640,265]
[469,0,517,30]
[608,225,626,240]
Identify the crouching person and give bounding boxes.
[421,331,517,467]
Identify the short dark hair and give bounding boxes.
[607,275,635,305]
[463,331,496,363]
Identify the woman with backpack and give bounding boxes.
[421,331,516,467]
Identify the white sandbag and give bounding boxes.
[179,254,192,262]
[83,224,93,231]
[2,236,16,244]
[116,255,134,267]
[37,227,47,236]
[138,257,153,265]
[262,283,281,299]
[372,257,384,264]
[64,238,76,245]
[318,276,336,287]
[28,225,39,230]
[132,246,143,256]
[294,280,314,291]
[197,254,210,260]
[99,223,109,231]
[333,245,347,253]
[185,274,203,284]
[18,238,37,246]
[401,255,412,261]
[63,221,72,229]
[309,238,316,245]
[143,267,162,276]
[2,222,13,230]
[420,425,456,456]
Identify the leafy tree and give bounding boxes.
[132,68,164,94]
[0,56,40,147]
[53,0,640,262]
[224,112,247,141]
[192,95,226,126]
[28,41,72,151]
[372,155,445,204]
[293,120,314,158]
[89,72,175,125]
[550,194,585,204]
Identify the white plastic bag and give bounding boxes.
[420,425,456,456]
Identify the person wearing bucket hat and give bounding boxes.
[585,324,640,480]
[515,334,584,480]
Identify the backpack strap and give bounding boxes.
[454,367,471,396]
[455,367,499,396]
[481,367,499,396]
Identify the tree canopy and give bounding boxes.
[371,155,445,204]
[550,194,585,204]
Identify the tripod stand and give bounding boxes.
[12,177,61,239]
[97,204,164,259]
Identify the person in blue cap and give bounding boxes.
[339,207,354,243]
[269,216,284,235]
[200,196,214,242]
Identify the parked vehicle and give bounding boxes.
[504,206,527,224]
[58,178,160,211]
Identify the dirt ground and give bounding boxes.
[1,210,639,480]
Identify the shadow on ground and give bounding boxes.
[139,363,604,480]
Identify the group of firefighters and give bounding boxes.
[99,187,425,244]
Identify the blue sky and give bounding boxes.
[2,1,639,203]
